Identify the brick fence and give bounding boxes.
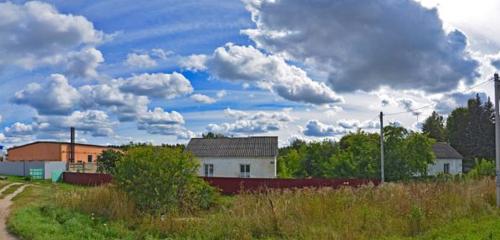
[62,172,379,193]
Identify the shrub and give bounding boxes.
[96,149,124,174]
[468,159,495,179]
[114,146,219,215]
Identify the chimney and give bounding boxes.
[70,127,75,163]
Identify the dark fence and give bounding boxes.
[203,177,380,194]
[62,172,112,186]
[61,172,379,193]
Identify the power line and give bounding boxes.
[384,77,494,116]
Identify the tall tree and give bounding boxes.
[422,111,446,141]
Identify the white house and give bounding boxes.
[186,136,278,178]
[428,142,463,175]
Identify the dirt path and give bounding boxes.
[0,183,27,240]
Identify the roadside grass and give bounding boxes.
[7,178,500,240]
[0,184,23,199]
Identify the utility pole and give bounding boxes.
[494,73,500,208]
[380,111,385,184]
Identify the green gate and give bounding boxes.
[29,168,44,180]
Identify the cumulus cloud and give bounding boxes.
[243,0,479,93]
[79,81,149,121]
[12,74,81,115]
[3,122,36,137]
[205,44,342,104]
[125,53,158,68]
[191,94,216,104]
[119,72,193,99]
[207,108,292,135]
[337,119,380,130]
[137,108,193,139]
[64,48,104,78]
[179,54,208,71]
[397,98,423,116]
[0,1,104,71]
[35,110,115,137]
[303,120,345,137]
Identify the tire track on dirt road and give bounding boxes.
[0,183,28,240]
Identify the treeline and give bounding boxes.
[278,125,435,180]
[422,94,495,168]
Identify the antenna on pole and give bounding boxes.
[380,111,385,184]
[494,73,500,208]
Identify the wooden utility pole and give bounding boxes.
[380,111,385,184]
[494,73,500,208]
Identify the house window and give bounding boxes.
[443,163,450,174]
[204,164,214,177]
[240,164,250,178]
[88,155,93,163]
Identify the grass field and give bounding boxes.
[6,178,500,240]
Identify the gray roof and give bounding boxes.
[186,137,278,157]
[432,142,463,159]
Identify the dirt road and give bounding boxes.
[0,183,27,240]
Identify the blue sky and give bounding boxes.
[1,0,500,147]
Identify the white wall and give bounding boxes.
[427,158,462,176]
[197,156,277,178]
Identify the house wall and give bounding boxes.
[197,156,277,178]
[60,144,112,163]
[427,158,462,175]
[7,143,62,161]
[8,143,113,162]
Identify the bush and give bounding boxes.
[114,146,219,215]
[96,149,124,174]
[468,159,495,179]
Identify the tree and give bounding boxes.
[331,131,380,178]
[114,146,218,215]
[96,149,123,174]
[202,132,226,139]
[422,111,446,141]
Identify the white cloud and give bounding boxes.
[303,120,345,137]
[12,74,81,115]
[179,54,208,71]
[35,110,115,137]
[79,81,149,121]
[137,108,193,139]
[4,122,36,137]
[64,48,104,78]
[125,53,158,68]
[119,72,193,99]
[206,108,292,135]
[0,1,104,71]
[243,0,479,93]
[206,43,343,104]
[216,90,227,98]
[191,94,216,104]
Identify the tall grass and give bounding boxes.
[53,178,497,239]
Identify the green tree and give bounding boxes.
[202,132,226,139]
[114,146,218,215]
[422,111,446,141]
[96,149,124,174]
[331,131,380,178]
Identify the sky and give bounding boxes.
[0,0,500,148]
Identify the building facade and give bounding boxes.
[428,142,463,175]
[7,141,115,163]
[186,137,278,178]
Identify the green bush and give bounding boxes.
[96,149,124,174]
[114,146,219,215]
[468,159,495,179]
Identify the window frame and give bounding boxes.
[204,163,214,177]
[443,163,450,174]
[240,164,250,178]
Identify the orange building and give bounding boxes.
[7,141,117,163]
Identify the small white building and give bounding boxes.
[428,142,463,175]
[186,136,278,178]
